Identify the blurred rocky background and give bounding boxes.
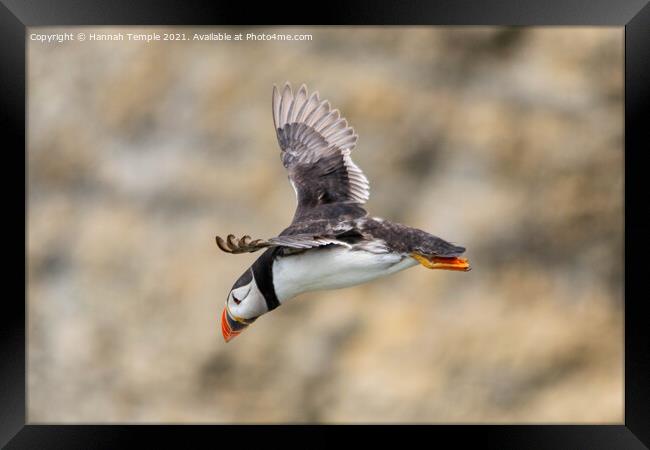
[27,27,623,423]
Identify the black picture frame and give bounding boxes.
[3,0,649,448]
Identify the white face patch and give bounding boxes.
[227,275,267,320]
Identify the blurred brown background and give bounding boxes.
[27,27,623,423]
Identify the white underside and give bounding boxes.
[271,246,418,302]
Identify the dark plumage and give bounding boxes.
[217,83,465,260]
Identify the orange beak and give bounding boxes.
[411,253,471,271]
[221,307,252,342]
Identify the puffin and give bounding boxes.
[216,82,470,342]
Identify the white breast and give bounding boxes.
[271,246,417,303]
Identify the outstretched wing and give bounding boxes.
[215,233,351,254]
[272,83,370,220]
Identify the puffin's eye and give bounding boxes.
[231,285,251,305]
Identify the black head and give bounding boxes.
[221,249,280,342]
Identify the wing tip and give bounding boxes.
[281,81,292,96]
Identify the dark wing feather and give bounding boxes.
[215,232,351,254]
[268,234,352,249]
[272,83,370,222]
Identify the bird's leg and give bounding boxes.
[411,253,471,272]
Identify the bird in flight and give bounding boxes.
[216,83,470,342]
